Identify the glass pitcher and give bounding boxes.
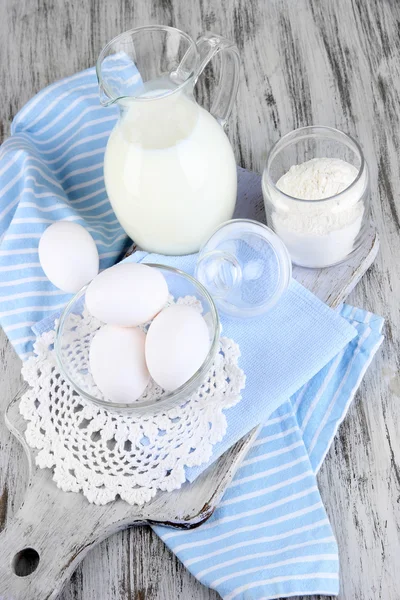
[96,25,240,255]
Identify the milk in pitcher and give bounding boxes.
[104,89,237,255]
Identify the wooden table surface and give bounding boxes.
[0,1,399,599]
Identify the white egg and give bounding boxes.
[85,262,168,327]
[145,305,210,391]
[39,221,99,293]
[89,325,150,403]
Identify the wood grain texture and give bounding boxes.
[0,0,399,599]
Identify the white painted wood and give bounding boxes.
[0,1,399,599]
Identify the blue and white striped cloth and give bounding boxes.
[117,252,382,598]
[154,305,383,599]
[0,67,384,599]
[0,61,138,359]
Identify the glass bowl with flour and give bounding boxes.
[262,126,370,268]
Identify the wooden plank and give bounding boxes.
[0,0,399,599]
[0,167,379,600]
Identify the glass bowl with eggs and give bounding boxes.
[55,262,220,414]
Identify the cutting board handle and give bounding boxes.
[0,469,118,600]
[0,390,145,600]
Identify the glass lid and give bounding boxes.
[195,219,292,318]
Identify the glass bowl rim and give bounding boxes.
[54,263,221,414]
[263,125,367,204]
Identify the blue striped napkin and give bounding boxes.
[154,306,383,599]
[0,64,131,359]
[0,67,384,599]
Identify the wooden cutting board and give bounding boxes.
[0,167,379,600]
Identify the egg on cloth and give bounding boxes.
[38,221,99,293]
[145,304,210,391]
[89,325,150,403]
[85,262,168,327]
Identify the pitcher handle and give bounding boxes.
[194,33,240,128]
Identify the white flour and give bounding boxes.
[268,157,366,268]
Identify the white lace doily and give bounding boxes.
[20,300,245,506]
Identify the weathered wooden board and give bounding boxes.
[0,166,379,600]
[0,1,399,599]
